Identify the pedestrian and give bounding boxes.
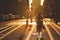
[24,19,28,32]
[36,13,43,40]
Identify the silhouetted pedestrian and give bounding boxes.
[36,13,43,40]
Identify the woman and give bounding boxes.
[36,13,43,40]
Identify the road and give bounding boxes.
[0,19,60,40]
[0,19,27,40]
[43,19,60,40]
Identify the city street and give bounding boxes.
[0,19,60,40]
[43,19,60,40]
[0,0,60,40]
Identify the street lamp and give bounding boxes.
[29,0,32,11]
[40,0,44,6]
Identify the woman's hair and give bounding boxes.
[36,13,42,19]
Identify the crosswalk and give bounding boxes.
[0,19,60,40]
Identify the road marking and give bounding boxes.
[51,22,60,29]
[0,24,15,30]
[0,24,24,40]
[0,21,17,28]
[45,20,60,36]
[47,22,60,36]
[0,21,24,31]
[26,25,36,40]
[43,21,54,40]
[0,24,18,33]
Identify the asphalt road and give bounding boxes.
[0,19,60,40]
[44,19,60,40]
